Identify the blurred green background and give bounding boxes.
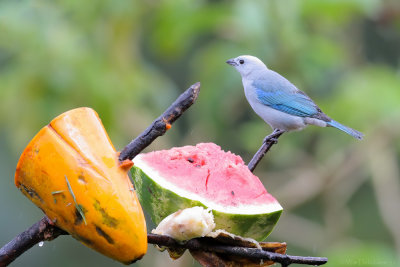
[1,0,400,266]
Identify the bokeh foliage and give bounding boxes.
[1,0,400,266]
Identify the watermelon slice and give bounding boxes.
[131,143,282,241]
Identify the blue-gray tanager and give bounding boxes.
[226,55,363,140]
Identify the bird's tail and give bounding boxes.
[327,120,364,140]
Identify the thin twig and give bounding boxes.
[0,217,67,267]
[248,129,285,172]
[119,82,201,161]
[65,175,86,225]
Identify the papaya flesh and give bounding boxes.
[15,107,147,264]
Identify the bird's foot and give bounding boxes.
[263,129,285,144]
[263,136,279,144]
[271,137,279,144]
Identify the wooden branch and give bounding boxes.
[0,218,327,267]
[0,217,67,267]
[248,129,285,172]
[119,82,201,161]
[147,233,327,266]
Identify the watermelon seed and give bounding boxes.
[231,191,235,196]
[187,157,194,163]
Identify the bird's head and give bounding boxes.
[226,55,268,78]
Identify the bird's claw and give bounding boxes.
[270,137,279,144]
[263,136,278,144]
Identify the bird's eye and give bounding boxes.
[239,59,244,64]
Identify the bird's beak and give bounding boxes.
[226,58,237,66]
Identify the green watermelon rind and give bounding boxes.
[131,165,282,241]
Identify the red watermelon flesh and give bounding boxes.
[134,143,281,214]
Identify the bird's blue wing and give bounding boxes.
[254,80,320,117]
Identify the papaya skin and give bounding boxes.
[15,108,147,264]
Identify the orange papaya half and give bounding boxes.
[15,107,147,264]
